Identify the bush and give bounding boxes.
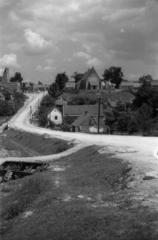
[2,174,51,220]
[56,143,69,153]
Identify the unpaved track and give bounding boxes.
[0,93,158,174]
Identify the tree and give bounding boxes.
[40,95,54,107]
[10,72,23,83]
[38,81,43,85]
[139,75,153,85]
[55,72,69,91]
[48,82,60,98]
[136,103,154,136]
[132,84,158,117]
[71,72,84,83]
[102,67,124,89]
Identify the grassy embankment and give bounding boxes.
[1,146,158,240]
[0,129,72,157]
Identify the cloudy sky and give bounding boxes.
[0,0,158,83]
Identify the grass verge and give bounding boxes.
[0,146,158,240]
[1,129,72,156]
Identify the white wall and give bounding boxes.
[48,108,62,125]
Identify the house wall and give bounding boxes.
[86,72,101,90]
[48,109,62,125]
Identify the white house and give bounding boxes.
[48,107,62,125]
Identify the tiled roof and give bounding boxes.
[63,105,103,116]
[71,113,104,127]
[71,112,91,127]
[120,82,134,87]
[55,98,68,106]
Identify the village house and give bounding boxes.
[71,111,107,133]
[48,107,62,125]
[76,67,102,91]
[120,81,134,91]
[33,84,49,92]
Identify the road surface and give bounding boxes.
[0,93,158,172]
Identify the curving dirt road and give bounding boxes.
[0,92,158,173]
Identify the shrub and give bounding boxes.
[56,143,69,153]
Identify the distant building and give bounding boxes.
[33,84,49,92]
[71,112,106,133]
[0,68,10,83]
[65,77,76,90]
[120,81,134,91]
[151,80,158,90]
[76,67,102,91]
[0,67,21,94]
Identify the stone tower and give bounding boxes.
[2,67,10,83]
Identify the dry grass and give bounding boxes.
[1,146,158,240]
[1,129,72,156]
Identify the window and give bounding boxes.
[55,116,58,120]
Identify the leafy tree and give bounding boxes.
[102,67,124,89]
[71,72,84,83]
[48,82,59,98]
[38,81,43,85]
[136,103,154,136]
[116,112,131,133]
[38,107,48,127]
[132,84,158,117]
[104,108,117,134]
[10,72,23,83]
[40,95,55,107]
[139,75,153,85]
[55,72,69,91]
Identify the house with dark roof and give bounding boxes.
[120,81,134,91]
[71,111,107,133]
[63,105,104,117]
[76,67,102,91]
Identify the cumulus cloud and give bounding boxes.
[36,65,56,72]
[86,58,102,68]
[0,53,20,68]
[73,51,91,60]
[24,29,55,55]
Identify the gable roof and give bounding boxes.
[55,98,67,106]
[63,105,103,116]
[81,67,100,81]
[71,112,91,127]
[71,113,105,127]
[47,107,62,116]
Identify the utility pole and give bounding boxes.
[97,93,102,134]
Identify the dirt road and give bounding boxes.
[0,93,158,172]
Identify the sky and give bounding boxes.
[0,0,158,84]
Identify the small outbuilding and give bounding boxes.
[48,107,62,125]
